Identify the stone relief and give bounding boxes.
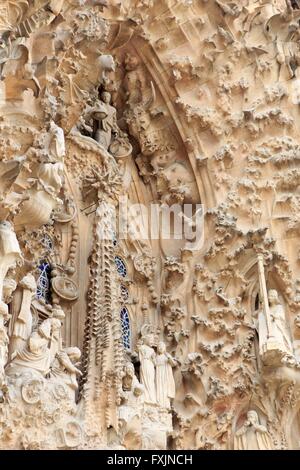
[0,0,300,451]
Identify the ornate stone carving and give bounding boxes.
[234,410,273,450]
[1,0,300,451]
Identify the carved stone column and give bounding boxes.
[80,199,124,446]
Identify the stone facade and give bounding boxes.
[0,0,300,450]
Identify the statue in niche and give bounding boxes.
[257,255,294,363]
[138,332,156,404]
[268,289,293,355]
[124,53,146,106]
[233,410,273,450]
[155,341,177,409]
[258,289,294,360]
[92,91,118,151]
[34,119,65,191]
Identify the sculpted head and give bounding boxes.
[124,362,135,376]
[38,319,52,340]
[144,333,154,347]
[98,54,115,73]
[0,221,13,231]
[247,410,259,426]
[125,53,139,71]
[157,341,166,354]
[65,347,81,362]
[101,91,111,104]
[133,384,144,397]
[52,307,65,320]
[51,318,62,332]
[268,289,279,306]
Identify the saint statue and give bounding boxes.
[234,410,273,450]
[268,289,293,355]
[138,333,156,404]
[155,341,176,409]
[92,92,118,151]
[258,289,294,360]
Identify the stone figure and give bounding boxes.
[10,273,36,355]
[48,308,65,365]
[155,341,176,409]
[124,53,146,106]
[37,161,64,197]
[119,362,144,449]
[122,362,139,391]
[138,333,156,404]
[7,316,62,376]
[92,92,118,150]
[50,347,82,399]
[233,410,273,450]
[8,318,52,375]
[268,289,293,354]
[47,120,65,162]
[13,122,65,230]
[258,289,294,359]
[0,221,22,305]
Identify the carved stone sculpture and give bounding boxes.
[258,288,294,363]
[1,0,300,451]
[7,316,62,377]
[138,332,156,404]
[155,341,176,409]
[234,411,273,450]
[118,362,144,449]
[92,92,118,151]
[50,347,82,400]
[268,289,293,355]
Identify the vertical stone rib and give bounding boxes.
[79,200,124,439]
